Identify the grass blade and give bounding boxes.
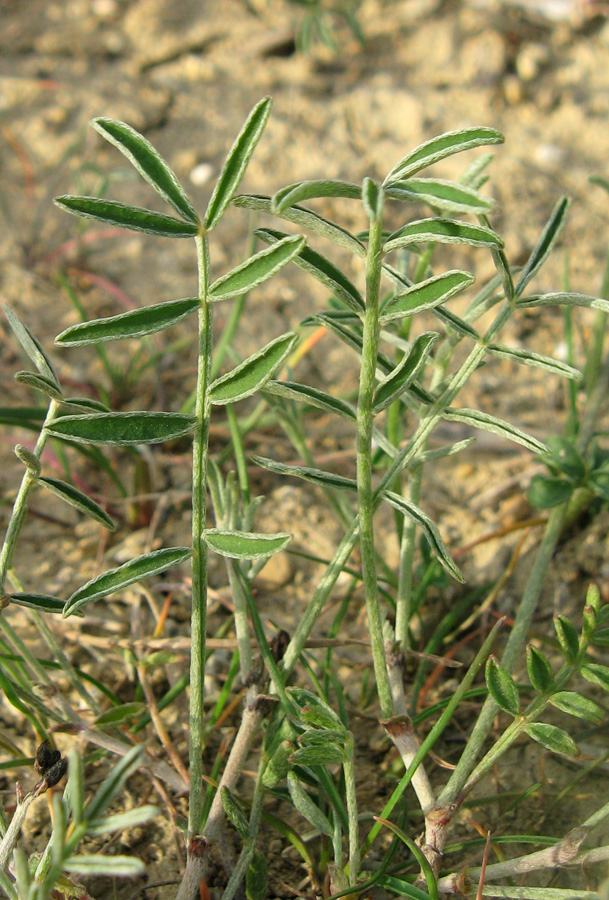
[45,411,196,445]
[92,117,199,224]
[209,332,298,405]
[54,196,199,238]
[384,126,504,184]
[64,546,191,615]
[205,96,272,230]
[55,297,200,346]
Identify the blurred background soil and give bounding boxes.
[1,0,609,897]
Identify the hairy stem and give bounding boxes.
[0,399,60,594]
[188,233,212,844]
[357,211,393,717]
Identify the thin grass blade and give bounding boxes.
[208,332,298,405]
[46,411,196,446]
[205,97,272,230]
[384,127,504,184]
[92,117,199,224]
[208,235,305,300]
[54,196,198,238]
[64,547,191,615]
[55,298,200,346]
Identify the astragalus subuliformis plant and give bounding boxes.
[1,97,608,900]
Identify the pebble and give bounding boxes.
[516,42,551,82]
[189,162,214,186]
[254,551,293,589]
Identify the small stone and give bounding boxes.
[516,42,551,82]
[254,552,293,589]
[503,74,524,106]
[189,162,214,186]
[91,0,117,17]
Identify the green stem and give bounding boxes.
[357,212,393,718]
[437,504,565,808]
[0,400,60,594]
[360,618,502,860]
[343,733,360,886]
[395,463,422,655]
[188,233,212,840]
